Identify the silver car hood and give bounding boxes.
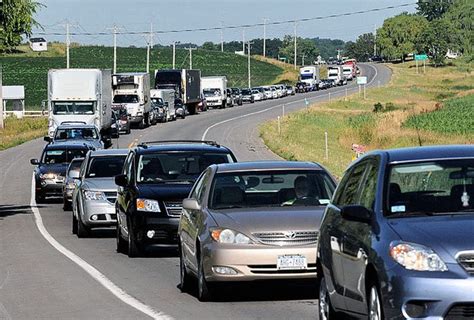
[208,207,326,235]
[82,177,118,191]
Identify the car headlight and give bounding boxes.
[136,198,161,212]
[83,190,106,201]
[210,228,252,244]
[390,242,448,272]
[40,173,57,180]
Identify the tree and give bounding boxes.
[1,0,44,52]
[417,0,454,20]
[443,0,474,54]
[344,33,375,62]
[376,13,429,61]
[201,41,217,51]
[416,18,460,66]
[279,35,319,66]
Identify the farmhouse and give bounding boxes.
[29,37,48,52]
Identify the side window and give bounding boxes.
[79,155,88,178]
[124,153,135,185]
[190,170,207,200]
[197,170,212,204]
[359,161,379,210]
[336,163,367,206]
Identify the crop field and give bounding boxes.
[0,46,283,108]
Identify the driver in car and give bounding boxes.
[282,176,320,206]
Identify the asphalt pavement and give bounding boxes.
[0,63,391,319]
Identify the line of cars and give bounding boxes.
[30,131,474,317]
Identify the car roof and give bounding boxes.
[365,145,474,163]
[89,149,129,157]
[56,124,97,129]
[44,142,92,150]
[215,161,325,173]
[134,141,233,155]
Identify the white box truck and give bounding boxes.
[342,65,354,81]
[154,69,201,114]
[299,66,320,90]
[112,72,151,129]
[201,76,228,109]
[47,69,113,143]
[327,66,347,86]
[150,89,176,121]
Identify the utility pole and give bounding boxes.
[150,22,154,48]
[146,29,153,73]
[172,42,176,69]
[65,22,70,68]
[186,47,197,69]
[294,21,298,70]
[0,66,3,130]
[263,18,269,57]
[242,28,245,52]
[373,24,377,57]
[220,21,224,52]
[107,25,122,74]
[247,41,254,88]
[302,53,305,66]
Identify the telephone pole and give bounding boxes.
[302,53,305,66]
[242,28,246,52]
[66,22,70,68]
[373,24,377,56]
[263,18,269,57]
[220,21,224,52]
[107,25,122,74]
[172,42,176,69]
[146,29,153,73]
[294,21,298,70]
[247,41,254,88]
[186,47,197,69]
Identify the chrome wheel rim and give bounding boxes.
[369,286,381,320]
[319,279,329,320]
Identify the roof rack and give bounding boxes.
[137,140,220,148]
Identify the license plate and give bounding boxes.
[277,255,307,270]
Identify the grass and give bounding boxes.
[0,117,48,150]
[260,58,474,177]
[0,45,283,109]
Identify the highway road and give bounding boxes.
[0,63,391,319]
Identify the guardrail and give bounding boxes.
[3,110,49,118]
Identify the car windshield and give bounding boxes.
[386,159,474,217]
[113,95,139,103]
[42,148,88,164]
[231,88,239,94]
[55,128,98,140]
[151,98,163,106]
[137,152,234,184]
[203,89,220,97]
[52,102,95,115]
[67,159,83,177]
[241,89,251,95]
[209,170,335,210]
[86,156,126,178]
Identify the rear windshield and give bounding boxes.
[55,127,98,140]
[209,170,336,210]
[86,156,126,178]
[113,95,139,104]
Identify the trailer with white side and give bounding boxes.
[47,69,113,145]
[201,76,228,109]
[150,89,176,121]
[299,66,320,90]
[112,72,151,129]
[327,66,347,86]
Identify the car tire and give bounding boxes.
[127,217,142,258]
[319,276,341,320]
[197,252,213,302]
[116,222,127,254]
[179,245,192,293]
[35,192,45,204]
[368,282,383,320]
[76,214,89,238]
[63,197,71,211]
[126,126,131,134]
[72,213,78,235]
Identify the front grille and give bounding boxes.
[457,252,474,274]
[445,304,474,320]
[164,201,183,217]
[252,231,318,246]
[104,191,117,204]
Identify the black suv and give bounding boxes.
[31,142,92,203]
[114,140,237,257]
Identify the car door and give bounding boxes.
[117,152,134,236]
[340,159,379,314]
[181,168,212,272]
[73,153,88,217]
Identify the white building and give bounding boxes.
[29,37,48,52]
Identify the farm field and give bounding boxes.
[261,59,474,176]
[0,46,283,108]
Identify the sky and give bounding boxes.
[32,0,417,47]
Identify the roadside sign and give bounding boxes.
[356,76,367,85]
[415,54,428,61]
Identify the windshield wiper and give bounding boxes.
[214,205,244,210]
[388,211,435,218]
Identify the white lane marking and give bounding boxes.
[30,174,173,320]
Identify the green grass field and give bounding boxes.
[1,46,283,108]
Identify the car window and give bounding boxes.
[86,156,126,178]
[335,163,367,206]
[123,153,135,185]
[359,161,379,210]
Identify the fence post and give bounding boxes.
[325,131,328,160]
[277,116,281,136]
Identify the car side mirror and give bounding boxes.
[183,198,201,211]
[69,170,80,179]
[44,136,51,142]
[115,174,128,187]
[341,205,372,223]
[30,159,40,165]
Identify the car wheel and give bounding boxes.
[127,217,142,257]
[179,245,192,293]
[368,283,383,320]
[63,197,71,211]
[76,214,89,238]
[116,222,127,253]
[35,192,45,204]
[126,126,131,134]
[197,252,213,301]
[319,276,340,320]
[72,213,78,235]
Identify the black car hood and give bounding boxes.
[388,214,474,263]
[137,183,193,201]
[37,163,68,176]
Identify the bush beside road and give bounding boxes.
[260,59,474,176]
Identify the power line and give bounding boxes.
[33,2,415,37]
